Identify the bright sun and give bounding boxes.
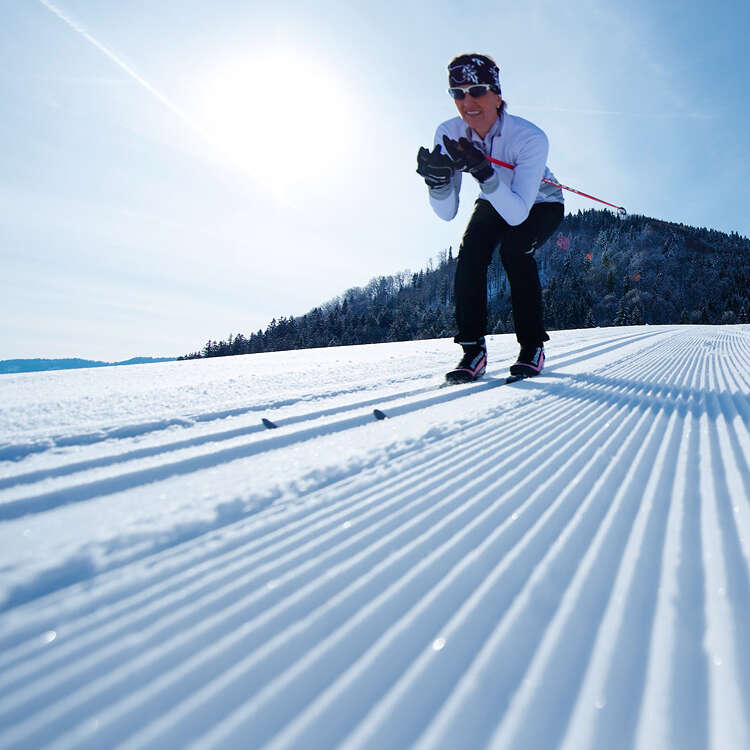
[199,52,356,193]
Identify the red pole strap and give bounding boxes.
[484,155,626,215]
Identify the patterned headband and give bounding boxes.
[448,56,501,94]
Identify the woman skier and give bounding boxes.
[416,53,564,383]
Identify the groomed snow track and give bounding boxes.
[1,325,749,749]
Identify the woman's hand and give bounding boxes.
[442,135,495,184]
[416,145,458,188]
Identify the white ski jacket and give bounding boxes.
[429,111,563,226]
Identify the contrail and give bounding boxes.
[36,0,207,138]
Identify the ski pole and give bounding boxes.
[484,155,627,216]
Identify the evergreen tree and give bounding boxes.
[614,298,628,326]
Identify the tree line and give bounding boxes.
[180,209,750,359]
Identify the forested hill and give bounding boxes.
[182,209,750,359]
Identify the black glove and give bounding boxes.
[442,135,495,183]
[416,145,457,189]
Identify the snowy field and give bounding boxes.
[1,324,749,750]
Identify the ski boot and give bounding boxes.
[445,339,487,384]
[509,344,544,378]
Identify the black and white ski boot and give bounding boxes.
[509,344,545,378]
[445,339,487,384]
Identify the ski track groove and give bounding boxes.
[1,326,749,750]
[701,359,750,747]
[4,384,648,748]
[562,407,683,750]
[0,332,672,614]
[276,402,648,750]
[670,385,710,750]
[486,397,671,749]
[2,338,654,651]
[350,391,653,750]
[0,372,545,520]
[0,329,667,493]
[0,375,433,465]
[0,387,603,746]
[0,373,583,654]
[131,388,626,750]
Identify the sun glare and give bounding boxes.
[199,52,357,194]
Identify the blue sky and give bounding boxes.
[2,0,749,360]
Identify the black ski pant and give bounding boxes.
[454,199,564,347]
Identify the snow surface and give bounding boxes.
[1,324,749,749]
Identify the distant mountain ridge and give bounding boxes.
[0,357,175,375]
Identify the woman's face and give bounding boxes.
[454,86,502,137]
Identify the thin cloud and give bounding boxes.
[515,103,715,120]
[36,0,207,138]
